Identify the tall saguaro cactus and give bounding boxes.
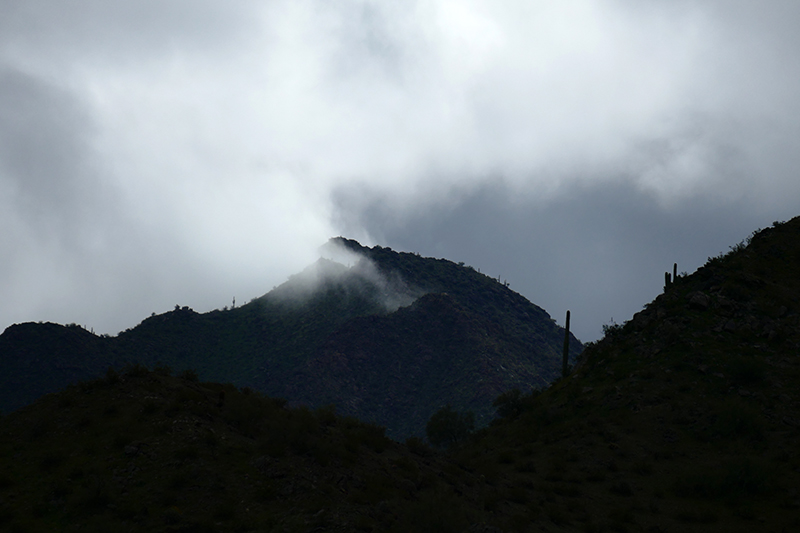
[562,310,571,378]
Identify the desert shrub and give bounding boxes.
[74,477,112,516]
[112,433,133,449]
[178,368,199,382]
[728,356,766,386]
[262,433,288,458]
[633,461,653,476]
[104,367,120,385]
[498,450,515,464]
[552,484,582,497]
[515,460,537,473]
[141,399,160,415]
[394,490,472,533]
[353,423,390,453]
[609,481,633,497]
[493,388,524,419]
[676,508,718,524]
[28,418,52,441]
[391,456,419,477]
[504,486,529,504]
[269,397,288,409]
[673,457,773,501]
[285,407,319,455]
[607,506,634,528]
[213,498,237,521]
[315,404,337,427]
[585,470,606,483]
[0,473,13,491]
[223,392,270,438]
[39,451,66,472]
[405,436,433,457]
[602,320,623,338]
[153,362,172,376]
[712,399,765,440]
[426,405,474,449]
[173,446,199,461]
[547,504,569,525]
[123,363,149,378]
[312,442,338,467]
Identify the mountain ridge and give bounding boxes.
[0,238,581,439]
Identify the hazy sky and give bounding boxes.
[2,1,799,342]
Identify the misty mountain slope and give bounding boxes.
[0,239,580,441]
[0,261,391,416]
[277,239,581,438]
[291,291,566,440]
[111,258,395,384]
[446,217,800,532]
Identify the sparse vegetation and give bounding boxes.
[426,404,475,448]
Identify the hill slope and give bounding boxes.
[448,217,800,531]
[0,238,581,439]
[0,368,488,532]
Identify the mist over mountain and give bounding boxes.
[0,238,580,439]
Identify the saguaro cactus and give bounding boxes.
[673,263,678,281]
[664,272,672,291]
[562,310,571,378]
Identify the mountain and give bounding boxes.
[0,238,581,439]
[1,217,799,531]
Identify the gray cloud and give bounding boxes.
[334,180,789,342]
[1,1,799,340]
[0,67,95,232]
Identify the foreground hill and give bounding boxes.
[0,368,487,532]
[450,217,800,531]
[0,238,581,439]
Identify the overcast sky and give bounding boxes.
[2,1,799,342]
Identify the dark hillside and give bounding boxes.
[281,239,581,438]
[0,368,489,532]
[291,292,561,439]
[448,217,800,531]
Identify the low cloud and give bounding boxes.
[1,1,799,338]
[270,239,422,313]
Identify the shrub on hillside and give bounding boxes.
[493,388,524,419]
[426,405,474,449]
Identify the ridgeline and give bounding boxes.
[0,238,581,439]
